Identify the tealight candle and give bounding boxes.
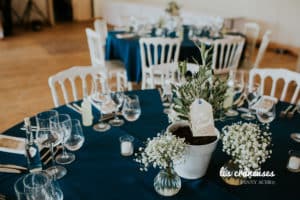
[119,135,134,156]
[287,156,300,170]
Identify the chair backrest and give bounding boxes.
[94,19,108,46]
[85,28,105,68]
[243,22,260,60]
[253,30,272,68]
[211,36,245,74]
[249,68,300,104]
[139,37,181,71]
[48,66,106,107]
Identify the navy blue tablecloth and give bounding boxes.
[0,89,299,199]
[106,27,206,83]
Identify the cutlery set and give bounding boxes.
[280,104,299,119]
[0,146,62,174]
[0,193,6,200]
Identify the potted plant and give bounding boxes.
[167,43,228,179]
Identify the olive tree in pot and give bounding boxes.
[168,43,228,179]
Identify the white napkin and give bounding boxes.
[0,135,25,155]
[116,33,136,39]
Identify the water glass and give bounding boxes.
[53,114,75,165]
[91,75,112,132]
[65,119,85,151]
[122,95,141,122]
[22,172,63,200]
[109,91,125,126]
[256,101,276,124]
[119,135,134,156]
[241,83,261,120]
[14,176,28,200]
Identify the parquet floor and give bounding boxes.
[0,21,298,132]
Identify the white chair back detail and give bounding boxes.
[48,66,106,107]
[85,28,105,68]
[94,19,108,46]
[139,37,181,89]
[249,68,300,104]
[253,30,272,68]
[212,36,245,74]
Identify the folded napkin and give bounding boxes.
[0,135,25,155]
[116,33,136,39]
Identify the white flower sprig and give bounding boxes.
[221,122,272,171]
[135,132,186,171]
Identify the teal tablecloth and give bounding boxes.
[0,89,299,199]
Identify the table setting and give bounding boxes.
[1,43,300,200]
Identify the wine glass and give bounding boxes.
[22,171,63,200]
[225,70,244,117]
[91,75,112,132]
[256,102,276,124]
[241,83,261,120]
[65,119,85,151]
[36,110,66,179]
[53,114,75,165]
[109,90,125,126]
[122,94,141,122]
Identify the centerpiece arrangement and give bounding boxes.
[220,122,272,185]
[166,43,228,179]
[135,131,186,196]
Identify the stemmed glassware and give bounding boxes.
[65,119,85,151]
[225,70,244,117]
[36,110,67,179]
[256,102,276,124]
[52,114,75,165]
[91,75,112,132]
[122,94,141,122]
[109,90,125,126]
[22,171,63,200]
[241,83,261,120]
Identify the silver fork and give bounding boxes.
[287,103,299,119]
[280,105,293,118]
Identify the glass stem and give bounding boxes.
[50,143,55,166]
[61,143,67,157]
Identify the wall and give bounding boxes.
[93,0,300,48]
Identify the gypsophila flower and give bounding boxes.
[134,132,186,171]
[221,122,272,171]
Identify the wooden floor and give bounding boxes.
[0,21,298,133]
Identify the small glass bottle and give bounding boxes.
[81,98,93,126]
[24,117,42,172]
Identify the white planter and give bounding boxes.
[167,121,219,179]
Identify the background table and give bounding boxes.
[0,89,299,199]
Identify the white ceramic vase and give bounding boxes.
[167,121,219,179]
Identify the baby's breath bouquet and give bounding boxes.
[135,132,186,171]
[135,131,186,196]
[221,122,272,171]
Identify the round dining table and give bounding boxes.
[0,89,299,200]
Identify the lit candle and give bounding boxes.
[287,156,300,170]
[119,135,134,156]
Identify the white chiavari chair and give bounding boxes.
[85,28,132,91]
[249,68,300,104]
[139,37,181,89]
[48,66,106,107]
[253,30,272,68]
[211,36,245,74]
